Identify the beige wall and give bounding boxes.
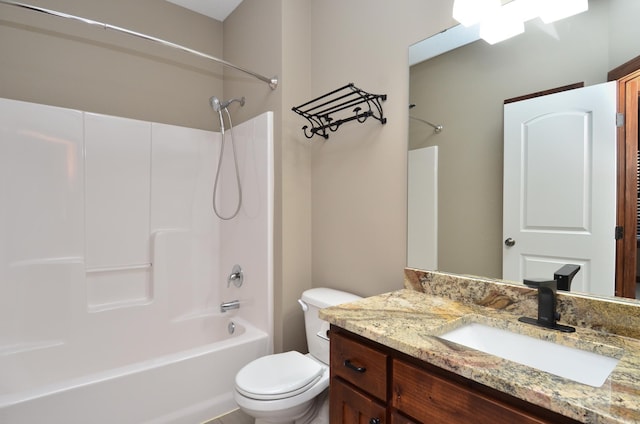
[0,0,224,130]
[278,0,313,353]
[308,1,454,298]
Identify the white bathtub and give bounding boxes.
[0,318,269,424]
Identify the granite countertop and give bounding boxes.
[319,269,640,424]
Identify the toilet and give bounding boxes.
[234,288,362,424]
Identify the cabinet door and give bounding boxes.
[392,359,549,424]
[331,378,386,424]
[390,411,419,424]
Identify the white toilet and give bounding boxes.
[234,288,361,424]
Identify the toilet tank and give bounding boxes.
[300,288,362,365]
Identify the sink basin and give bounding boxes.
[439,322,620,387]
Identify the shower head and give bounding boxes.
[209,96,246,112]
[210,96,223,112]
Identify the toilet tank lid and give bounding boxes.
[301,288,362,308]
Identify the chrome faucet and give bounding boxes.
[220,300,240,313]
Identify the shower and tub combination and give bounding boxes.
[0,96,274,423]
[0,95,274,423]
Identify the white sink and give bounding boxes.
[439,322,620,387]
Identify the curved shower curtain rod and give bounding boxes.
[0,0,279,90]
[410,116,443,133]
[408,104,442,133]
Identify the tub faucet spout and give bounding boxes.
[220,300,240,313]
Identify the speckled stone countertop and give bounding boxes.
[319,268,640,424]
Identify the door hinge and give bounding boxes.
[616,113,625,127]
[615,226,624,240]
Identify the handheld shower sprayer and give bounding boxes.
[210,96,222,112]
[209,94,246,220]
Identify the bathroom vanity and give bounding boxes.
[330,327,579,423]
[321,269,640,424]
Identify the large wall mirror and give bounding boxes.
[408,0,640,297]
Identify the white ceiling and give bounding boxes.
[165,0,243,21]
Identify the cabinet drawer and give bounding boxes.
[331,331,388,401]
[392,359,549,424]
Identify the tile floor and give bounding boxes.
[203,409,254,424]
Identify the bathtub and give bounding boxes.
[0,317,269,424]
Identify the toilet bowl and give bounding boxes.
[234,352,329,423]
[233,288,361,424]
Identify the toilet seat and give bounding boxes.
[235,351,324,401]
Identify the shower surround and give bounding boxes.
[0,98,274,423]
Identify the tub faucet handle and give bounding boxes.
[227,264,243,288]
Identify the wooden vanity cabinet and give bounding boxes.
[329,326,581,424]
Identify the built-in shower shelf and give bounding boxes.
[292,83,387,140]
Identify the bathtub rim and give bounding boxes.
[0,317,267,409]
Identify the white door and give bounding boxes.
[503,82,617,296]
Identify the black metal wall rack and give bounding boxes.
[292,83,387,140]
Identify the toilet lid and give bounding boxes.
[235,351,324,401]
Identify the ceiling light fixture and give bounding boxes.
[452,0,501,27]
[452,0,589,44]
[479,6,524,45]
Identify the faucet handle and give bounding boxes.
[227,264,243,288]
[554,264,581,291]
[523,278,556,291]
